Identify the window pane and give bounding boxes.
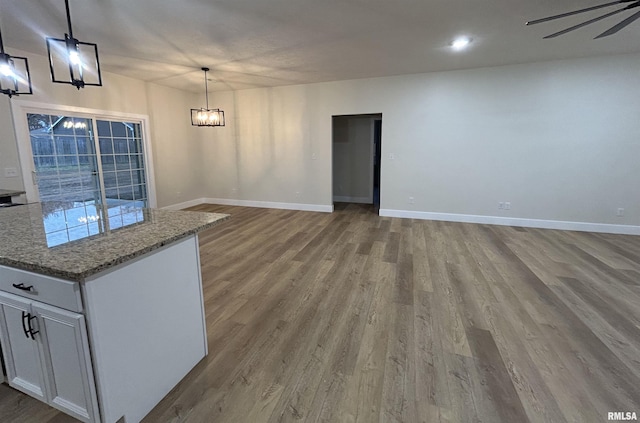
[113,139,128,154]
[96,120,111,136]
[132,168,146,185]
[116,170,131,186]
[103,171,117,188]
[128,139,140,154]
[111,122,127,138]
[115,158,132,171]
[28,114,51,131]
[101,155,115,171]
[76,137,94,155]
[133,184,147,200]
[78,155,92,166]
[99,138,113,154]
[55,136,77,155]
[50,116,67,134]
[31,136,54,156]
[118,186,134,200]
[72,119,90,136]
[58,155,79,167]
[105,188,118,199]
[130,154,143,170]
[35,156,57,169]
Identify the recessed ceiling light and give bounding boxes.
[451,36,472,51]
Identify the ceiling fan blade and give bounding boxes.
[595,7,640,37]
[526,0,634,25]
[543,6,631,38]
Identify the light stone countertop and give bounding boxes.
[0,202,229,281]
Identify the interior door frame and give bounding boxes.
[331,113,381,206]
[11,100,157,208]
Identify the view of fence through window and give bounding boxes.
[29,114,100,203]
[28,113,149,240]
[96,119,147,206]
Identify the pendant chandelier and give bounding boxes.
[46,0,102,89]
[191,67,225,127]
[0,22,32,98]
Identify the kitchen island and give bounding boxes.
[0,201,229,422]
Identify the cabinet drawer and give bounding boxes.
[0,266,82,313]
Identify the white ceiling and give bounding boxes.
[1,0,639,92]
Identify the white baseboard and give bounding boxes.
[162,198,207,211]
[165,197,333,213]
[205,198,333,213]
[333,196,372,204]
[379,209,640,235]
[163,201,638,235]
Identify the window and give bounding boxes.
[14,104,156,221]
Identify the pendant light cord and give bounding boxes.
[0,25,5,54]
[65,0,74,38]
[202,67,210,109]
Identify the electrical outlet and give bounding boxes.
[4,168,17,178]
[505,202,511,210]
[498,202,504,210]
[617,208,625,217]
[389,153,395,160]
[409,196,415,204]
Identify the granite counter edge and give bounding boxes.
[0,215,229,282]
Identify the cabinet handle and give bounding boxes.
[12,283,34,292]
[27,314,39,339]
[21,311,30,338]
[20,312,39,340]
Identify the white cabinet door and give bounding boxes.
[32,302,99,423]
[0,292,47,401]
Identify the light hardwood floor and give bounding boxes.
[1,203,639,422]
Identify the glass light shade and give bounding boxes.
[0,52,32,98]
[191,108,225,127]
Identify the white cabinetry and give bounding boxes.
[0,293,47,402]
[0,291,99,422]
[33,302,100,422]
[0,235,208,423]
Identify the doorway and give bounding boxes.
[332,114,382,213]
[24,113,150,207]
[13,104,156,244]
[14,104,156,209]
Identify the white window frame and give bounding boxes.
[11,101,157,208]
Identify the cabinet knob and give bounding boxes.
[12,283,34,292]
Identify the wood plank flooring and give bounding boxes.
[2,203,639,422]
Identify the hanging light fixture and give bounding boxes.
[0,22,32,98]
[46,0,102,89]
[191,67,225,127]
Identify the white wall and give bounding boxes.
[145,83,204,207]
[3,48,638,231]
[0,96,23,192]
[197,90,239,200]
[199,53,640,229]
[0,49,199,208]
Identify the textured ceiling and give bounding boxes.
[0,0,639,92]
